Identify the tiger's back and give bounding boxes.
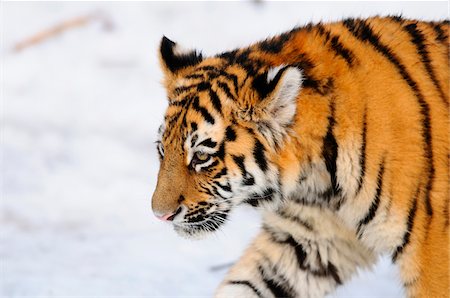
[256,17,450,297]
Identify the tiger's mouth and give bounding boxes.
[173,210,229,239]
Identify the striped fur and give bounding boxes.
[152,16,449,297]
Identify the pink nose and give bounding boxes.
[156,212,176,221]
[155,206,182,221]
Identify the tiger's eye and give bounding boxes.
[195,152,209,161]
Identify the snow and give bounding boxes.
[1,1,447,297]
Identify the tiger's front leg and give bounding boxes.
[215,204,376,298]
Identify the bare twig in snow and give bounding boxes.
[13,11,113,52]
[209,261,235,272]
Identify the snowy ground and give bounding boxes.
[1,1,447,297]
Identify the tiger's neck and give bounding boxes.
[249,24,364,211]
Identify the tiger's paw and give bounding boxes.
[215,281,263,298]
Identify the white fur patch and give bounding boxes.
[267,67,303,126]
[173,43,196,57]
[266,65,286,82]
[336,137,361,199]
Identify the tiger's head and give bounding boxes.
[151,37,303,238]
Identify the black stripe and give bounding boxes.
[218,49,262,77]
[185,73,204,80]
[302,77,320,92]
[202,160,219,171]
[273,235,342,285]
[214,142,225,160]
[196,65,218,72]
[356,159,385,236]
[216,81,236,101]
[253,139,268,172]
[173,81,220,114]
[196,81,211,91]
[197,83,223,115]
[213,167,227,179]
[259,35,290,54]
[344,18,434,219]
[225,126,237,142]
[174,66,239,102]
[238,49,263,77]
[232,155,247,174]
[300,75,335,97]
[263,278,292,298]
[181,108,189,131]
[314,249,342,285]
[197,138,217,148]
[208,89,223,114]
[228,280,263,297]
[392,187,419,262]
[246,127,256,136]
[244,198,259,207]
[204,68,239,96]
[190,135,198,148]
[165,98,194,140]
[192,96,215,125]
[276,210,314,231]
[399,21,448,107]
[219,72,239,96]
[258,266,294,298]
[173,84,197,96]
[190,122,198,132]
[293,53,315,73]
[317,25,355,66]
[327,262,342,285]
[356,109,367,195]
[244,188,274,207]
[282,236,307,268]
[316,24,332,41]
[242,173,255,186]
[330,35,355,66]
[262,223,287,240]
[322,100,340,199]
[232,155,255,186]
[215,180,231,192]
[168,98,189,107]
[432,22,448,45]
[198,184,214,197]
[211,185,226,200]
[388,14,404,23]
[258,27,302,54]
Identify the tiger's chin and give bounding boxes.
[173,221,223,240]
[172,207,231,239]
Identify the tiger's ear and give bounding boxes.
[159,36,203,76]
[248,66,302,143]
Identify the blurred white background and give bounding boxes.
[1,1,448,297]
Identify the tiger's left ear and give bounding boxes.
[159,36,203,76]
[249,66,303,143]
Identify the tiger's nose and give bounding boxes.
[154,206,182,221]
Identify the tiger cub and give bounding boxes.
[152,16,449,297]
